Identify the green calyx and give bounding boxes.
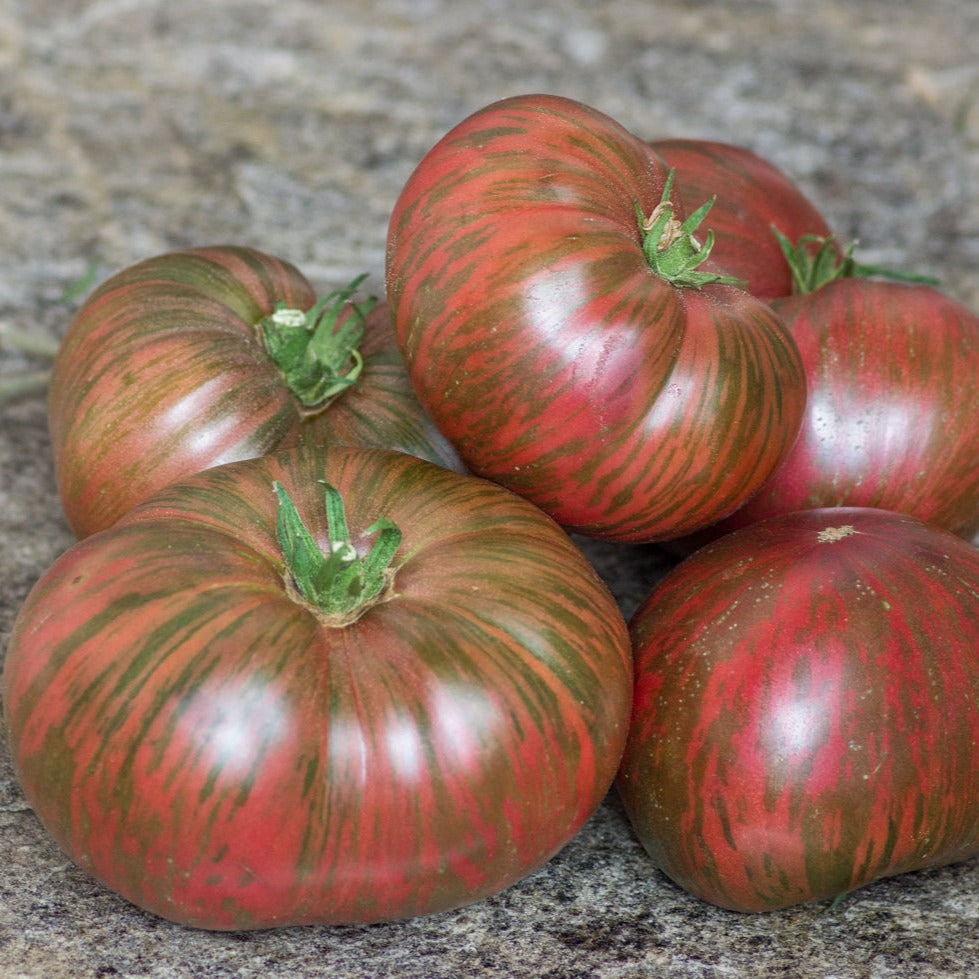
[637,169,745,289]
[274,480,402,624]
[774,229,941,295]
[259,274,375,413]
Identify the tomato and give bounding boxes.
[2,444,632,929]
[717,276,979,536]
[649,137,837,300]
[385,94,807,543]
[617,507,979,912]
[48,246,464,539]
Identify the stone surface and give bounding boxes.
[1,0,978,975]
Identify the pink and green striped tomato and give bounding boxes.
[48,245,463,539]
[714,277,979,538]
[3,444,632,930]
[385,94,807,543]
[617,507,979,912]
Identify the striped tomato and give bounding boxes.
[48,246,463,539]
[2,444,632,929]
[717,275,979,537]
[617,507,979,912]
[385,94,807,543]
[649,137,836,299]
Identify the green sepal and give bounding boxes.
[274,480,402,621]
[259,275,376,411]
[637,169,746,289]
[773,229,941,295]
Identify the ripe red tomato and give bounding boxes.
[2,444,633,929]
[48,246,463,539]
[649,137,837,299]
[718,277,979,536]
[386,94,807,542]
[617,507,979,912]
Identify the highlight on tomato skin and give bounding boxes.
[706,276,979,541]
[385,93,808,544]
[2,444,634,930]
[616,507,979,913]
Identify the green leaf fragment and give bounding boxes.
[773,228,940,294]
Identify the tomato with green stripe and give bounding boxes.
[617,507,979,911]
[708,243,979,538]
[3,444,632,929]
[385,94,807,542]
[48,245,463,538]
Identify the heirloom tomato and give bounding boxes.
[48,245,463,538]
[649,137,836,299]
[617,507,979,912]
[2,444,633,929]
[714,243,979,537]
[386,94,807,543]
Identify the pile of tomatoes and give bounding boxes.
[4,94,979,929]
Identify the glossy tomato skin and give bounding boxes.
[2,445,633,929]
[386,95,806,543]
[650,138,836,299]
[617,508,979,912]
[49,246,464,539]
[718,279,979,536]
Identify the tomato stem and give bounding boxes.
[258,275,375,413]
[637,170,745,289]
[274,480,402,623]
[774,229,941,294]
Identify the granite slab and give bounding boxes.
[2,1,978,976]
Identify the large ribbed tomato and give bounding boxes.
[649,137,836,300]
[617,507,979,912]
[2,444,632,929]
[385,94,807,543]
[718,275,979,536]
[48,246,463,538]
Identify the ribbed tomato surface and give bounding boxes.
[49,246,462,538]
[3,445,632,928]
[386,94,806,542]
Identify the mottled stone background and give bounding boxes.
[1,1,977,976]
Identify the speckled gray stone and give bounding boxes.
[2,1,978,976]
